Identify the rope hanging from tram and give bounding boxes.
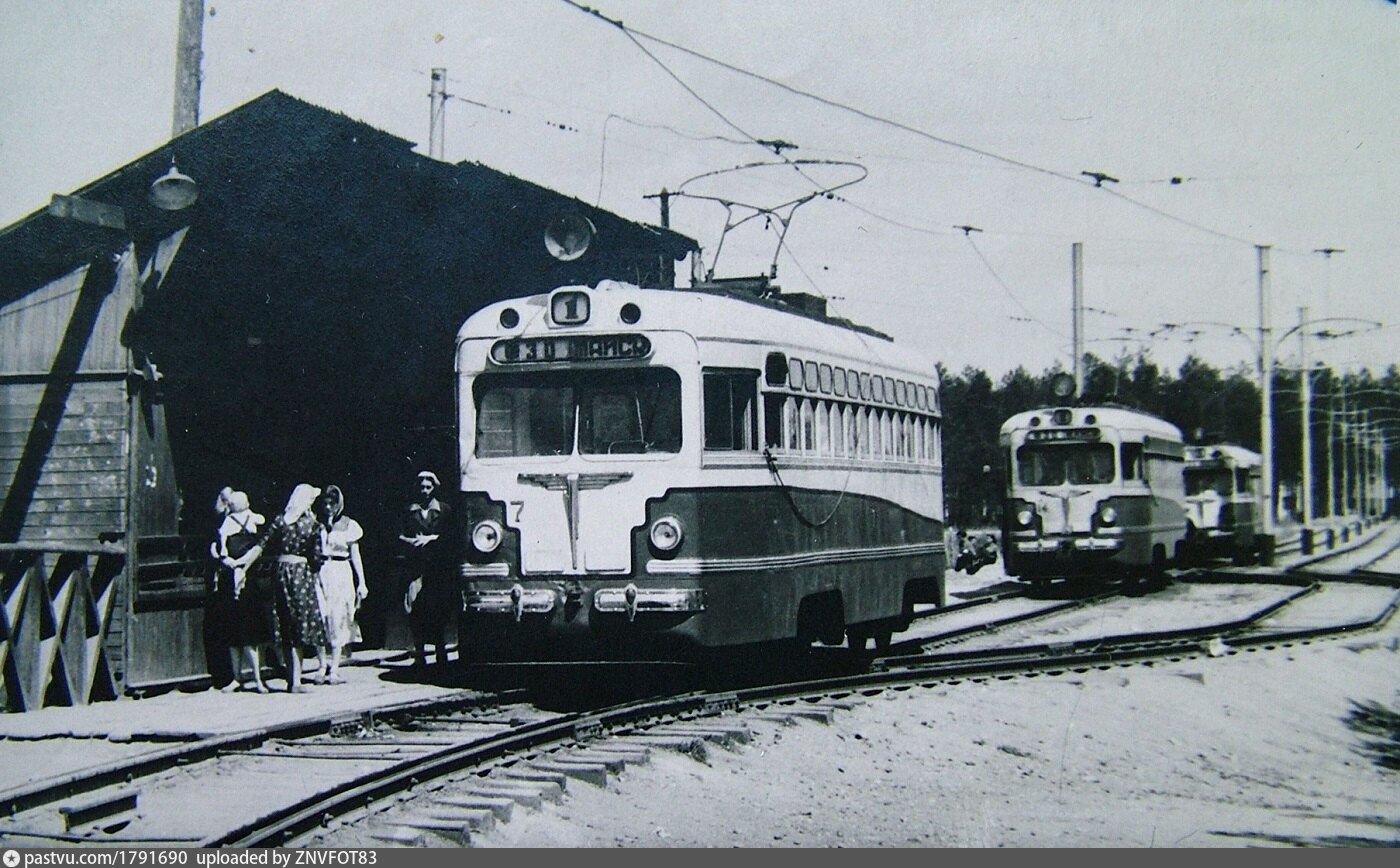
[762,447,851,528]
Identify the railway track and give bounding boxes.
[1,538,1395,849]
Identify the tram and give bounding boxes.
[451,280,946,659]
[1182,443,1263,564]
[999,404,1188,584]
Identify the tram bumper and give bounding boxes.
[464,585,558,618]
[1013,535,1123,554]
[594,585,706,620]
[461,576,707,657]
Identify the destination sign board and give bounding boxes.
[1026,427,1101,442]
[489,334,652,364]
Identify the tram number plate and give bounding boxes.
[490,334,652,364]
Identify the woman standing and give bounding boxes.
[400,470,456,667]
[239,483,329,693]
[211,490,269,693]
[314,485,368,685]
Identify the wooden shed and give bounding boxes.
[0,90,695,710]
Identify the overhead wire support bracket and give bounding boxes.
[1081,171,1120,188]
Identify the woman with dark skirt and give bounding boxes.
[211,489,270,693]
[239,483,329,693]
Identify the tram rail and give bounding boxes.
[1,557,1395,849]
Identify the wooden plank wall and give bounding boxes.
[0,255,133,544]
[0,251,135,708]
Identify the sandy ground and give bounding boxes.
[475,624,1398,847]
[473,531,1400,848]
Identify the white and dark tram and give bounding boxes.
[452,281,946,658]
[999,405,1188,583]
[1182,443,1263,564]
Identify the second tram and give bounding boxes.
[1000,405,1188,584]
[453,281,947,658]
[1182,443,1263,564]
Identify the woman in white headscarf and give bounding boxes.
[239,483,329,693]
[313,485,367,685]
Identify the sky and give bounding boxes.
[2,0,1397,380]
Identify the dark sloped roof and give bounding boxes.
[0,89,694,302]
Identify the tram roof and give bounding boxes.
[1185,443,1262,468]
[460,281,941,381]
[999,405,1183,440]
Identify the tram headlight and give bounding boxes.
[649,515,684,552]
[470,519,504,554]
[1016,508,1035,527]
[1098,506,1118,527]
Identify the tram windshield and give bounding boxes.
[474,369,682,457]
[1015,443,1116,486]
[1185,469,1233,496]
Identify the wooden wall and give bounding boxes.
[0,232,202,709]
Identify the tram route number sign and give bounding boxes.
[490,333,652,364]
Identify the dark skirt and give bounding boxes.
[270,561,329,648]
[408,572,458,635]
[210,565,272,646]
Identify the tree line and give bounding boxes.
[939,353,1400,528]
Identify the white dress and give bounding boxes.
[317,517,363,647]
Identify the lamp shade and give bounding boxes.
[148,164,198,211]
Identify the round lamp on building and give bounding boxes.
[544,213,595,261]
[148,163,199,211]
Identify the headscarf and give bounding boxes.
[318,485,345,523]
[215,486,235,516]
[282,483,322,524]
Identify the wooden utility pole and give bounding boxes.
[644,189,676,287]
[172,0,205,136]
[429,69,447,159]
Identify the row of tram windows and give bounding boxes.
[705,369,942,464]
[471,366,940,463]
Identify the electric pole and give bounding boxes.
[1299,307,1313,526]
[1072,243,1084,399]
[1257,244,1275,562]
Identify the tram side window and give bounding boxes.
[763,395,783,449]
[1235,469,1251,494]
[703,370,758,451]
[1121,443,1144,481]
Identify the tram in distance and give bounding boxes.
[999,403,1188,585]
[452,280,947,659]
[1182,443,1263,564]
